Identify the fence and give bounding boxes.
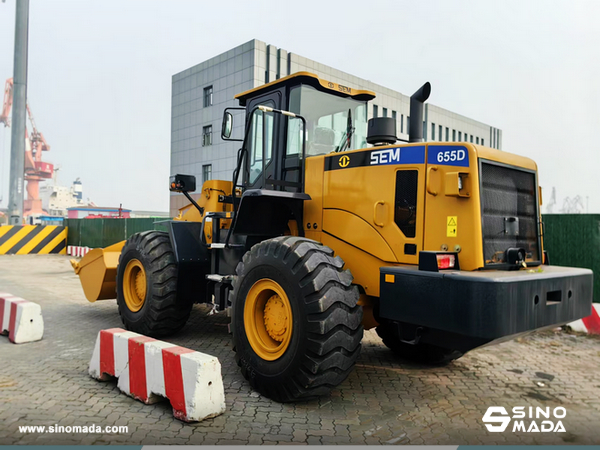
[64,218,168,249]
[543,214,599,302]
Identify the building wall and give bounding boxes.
[170,39,502,216]
[170,41,258,215]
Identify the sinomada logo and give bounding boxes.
[482,406,566,433]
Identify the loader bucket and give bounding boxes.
[70,241,126,302]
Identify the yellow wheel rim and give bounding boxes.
[244,279,293,361]
[123,259,147,312]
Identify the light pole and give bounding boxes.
[7,0,29,225]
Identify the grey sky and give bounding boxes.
[1,0,599,213]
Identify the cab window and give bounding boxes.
[394,170,418,238]
[248,105,274,184]
[288,85,367,157]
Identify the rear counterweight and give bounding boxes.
[378,265,593,353]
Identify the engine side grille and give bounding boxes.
[480,161,540,265]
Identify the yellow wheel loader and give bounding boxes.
[72,72,593,402]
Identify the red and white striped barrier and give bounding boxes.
[89,328,226,422]
[67,246,91,257]
[0,293,44,344]
[569,304,600,335]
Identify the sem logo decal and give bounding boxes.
[339,155,350,167]
[324,146,425,171]
[370,148,400,165]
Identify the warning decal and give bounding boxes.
[447,216,457,237]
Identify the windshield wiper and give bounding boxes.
[335,109,354,153]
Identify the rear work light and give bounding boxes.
[418,251,460,272]
[436,254,456,269]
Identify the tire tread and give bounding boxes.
[117,231,191,338]
[230,236,363,402]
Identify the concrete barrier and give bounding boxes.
[67,245,91,257]
[0,293,44,344]
[569,304,600,335]
[89,328,226,422]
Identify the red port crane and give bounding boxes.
[1,77,53,218]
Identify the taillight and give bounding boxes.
[436,254,456,269]
[419,251,460,272]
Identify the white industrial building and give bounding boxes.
[170,39,502,216]
[39,177,87,217]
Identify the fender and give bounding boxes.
[231,189,310,238]
[168,221,210,305]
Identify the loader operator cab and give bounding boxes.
[223,72,374,193]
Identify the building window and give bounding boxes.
[401,114,404,133]
[470,134,473,143]
[202,125,212,146]
[458,131,462,141]
[431,123,435,140]
[382,107,388,117]
[202,164,212,183]
[203,86,213,107]
[452,129,456,141]
[439,125,442,141]
[445,127,449,141]
[407,116,410,133]
[392,110,397,120]
[476,137,480,144]
[373,104,378,118]
[481,138,484,146]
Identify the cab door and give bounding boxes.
[245,91,283,189]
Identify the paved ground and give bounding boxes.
[0,254,599,445]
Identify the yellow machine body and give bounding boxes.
[173,179,234,243]
[301,142,541,329]
[304,143,539,298]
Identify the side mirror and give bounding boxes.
[221,112,233,139]
[221,107,245,142]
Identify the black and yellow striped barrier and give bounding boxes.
[0,225,67,255]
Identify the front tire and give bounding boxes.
[116,231,191,337]
[230,236,363,402]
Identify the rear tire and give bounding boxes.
[116,231,191,337]
[230,236,363,402]
[376,323,462,365]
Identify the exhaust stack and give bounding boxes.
[409,82,431,143]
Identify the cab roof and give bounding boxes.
[235,71,376,106]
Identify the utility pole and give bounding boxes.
[8,0,29,225]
